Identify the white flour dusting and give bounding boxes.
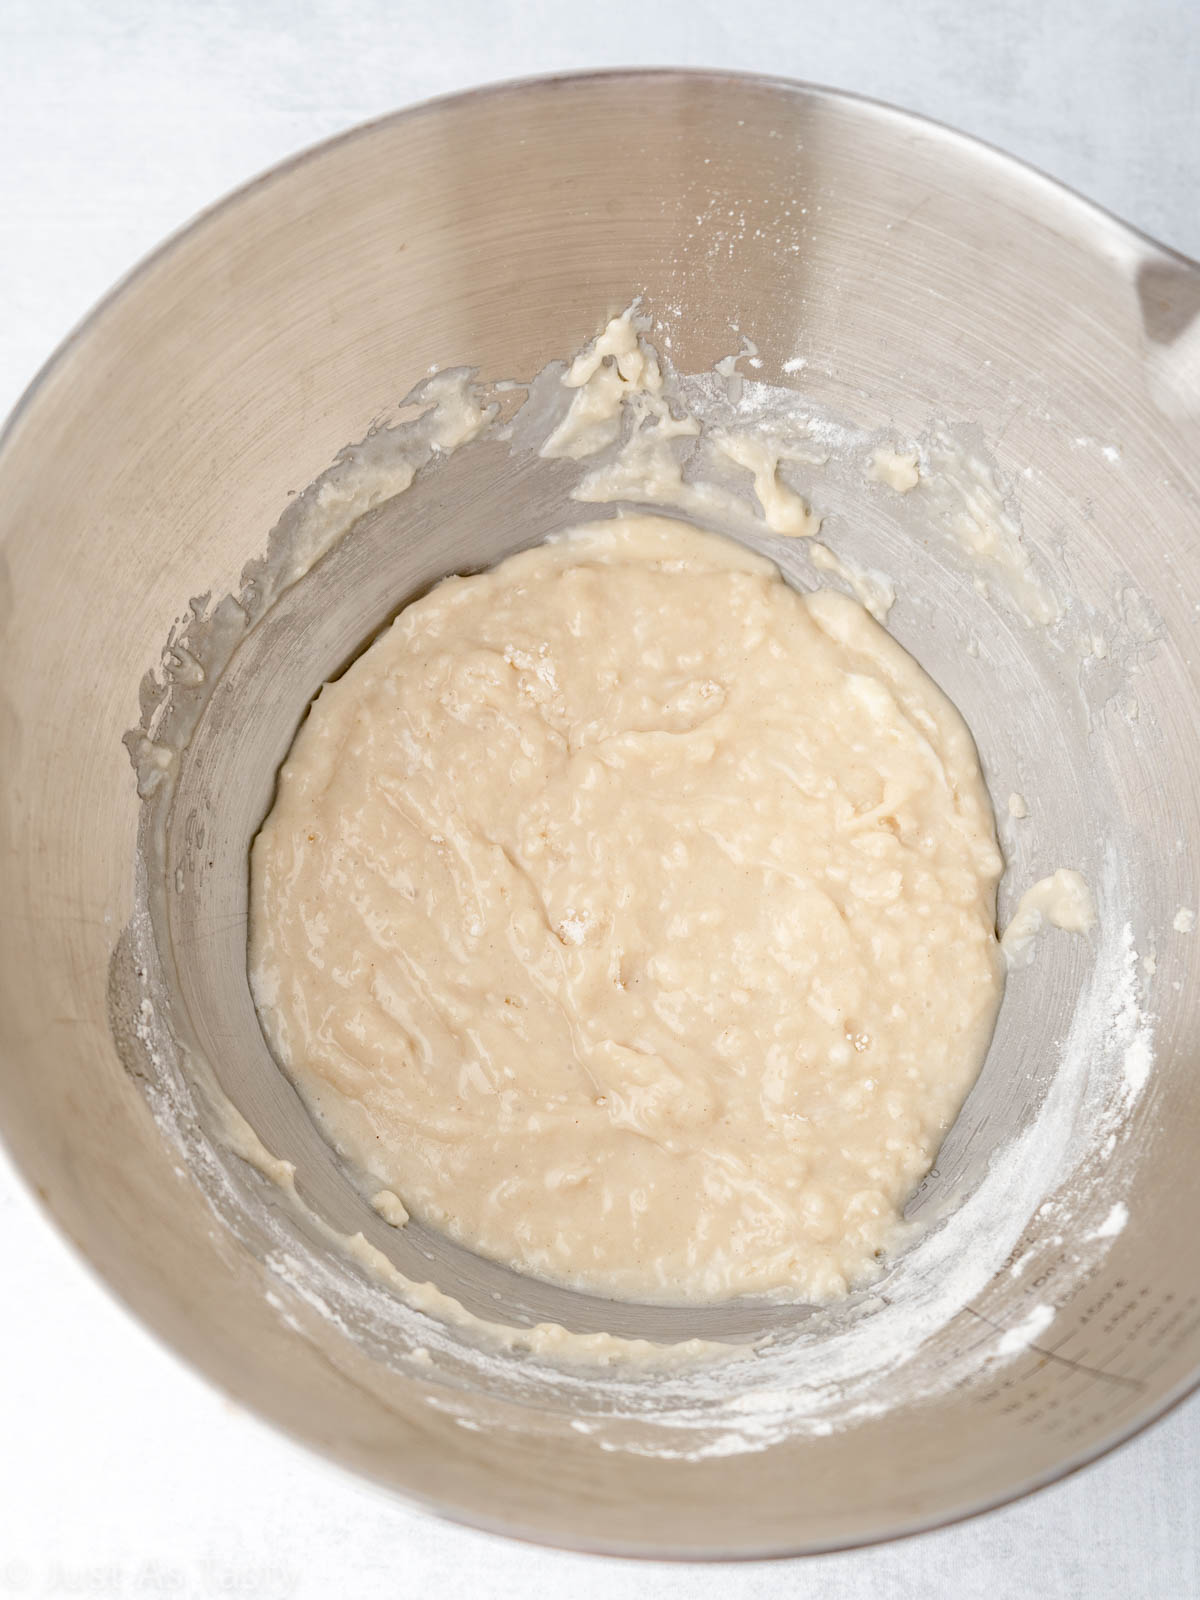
[996,1303,1055,1356]
[1091,1203,1129,1240]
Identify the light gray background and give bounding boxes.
[1,3,1197,1596]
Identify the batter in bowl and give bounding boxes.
[249,515,1005,1304]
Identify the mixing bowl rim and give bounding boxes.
[0,65,1197,1562]
[2,64,1197,464]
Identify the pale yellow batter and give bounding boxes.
[249,516,1005,1304]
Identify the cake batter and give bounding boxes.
[249,516,1006,1304]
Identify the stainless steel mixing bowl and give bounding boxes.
[1,70,1199,1559]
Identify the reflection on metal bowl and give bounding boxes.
[1,71,1198,1558]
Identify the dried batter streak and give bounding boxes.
[249,516,1005,1304]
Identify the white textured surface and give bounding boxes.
[1,1,1197,1593]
